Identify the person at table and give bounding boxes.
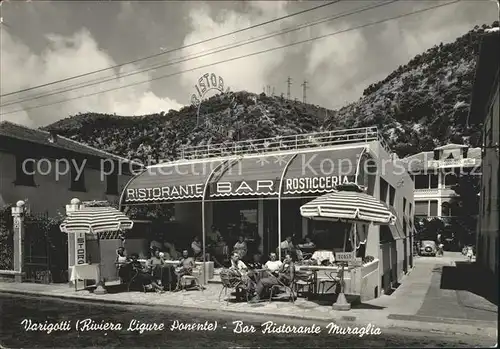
[150,234,164,252]
[250,253,294,303]
[115,247,129,266]
[229,252,248,274]
[233,235,247,259]
[176,250,195,278]
[247,253,263,270]
[264,253,282,275]
[279,236,294,256]
[191,236,202,259]
[297,237,316,249]
[163,241,179,260]
[207,225,222,245]
[128,253,164,293]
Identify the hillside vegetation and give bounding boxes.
[46,23,498,162]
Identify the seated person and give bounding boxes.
[150,235,164,252]
[280,236,294,252]
[149,248,176,289]
[213,236,230,263]
[191,236,202,259]
[128,253,164,293]
[229,252,254,294]
[264,253,282,275]
[207,225,222,245]
[175,250,195,278]
[251,253,294,302]
[247,253,263,270]
[297,237,316,249]
[115,247,129,267]
[233,236,247,260]
[164,241,179,260]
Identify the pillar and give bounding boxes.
[11,200,26,282]
[66,198,83,288]
[258,199,264,253]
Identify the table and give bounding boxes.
[69,264,100,291]
[295,265,346,296]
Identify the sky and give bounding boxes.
[0,0,497,127]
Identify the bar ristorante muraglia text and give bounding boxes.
[125,175,353,201]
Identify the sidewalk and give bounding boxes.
[0,254,497,339]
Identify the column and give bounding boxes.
[258,199,264,254]
[65,198,83,288]
[11,200,26,282]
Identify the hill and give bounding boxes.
[45,23,498,162]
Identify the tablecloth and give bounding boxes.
[70,264,100,282]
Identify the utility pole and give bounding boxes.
[271,87,275,97]
[301,80,308,104]
[286,76,292,100]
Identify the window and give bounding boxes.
[389,185,396,206]
[442,202,452,216]
[415,201,428,216]
[429,200,438,217]
[444,172,458,188]
[379,178,389,202]
[380,225,394,244]
[409,202,413,217]
[70,160,86,192]
[403,198,407,214]
[15,155,35,186]
[415,175,429,189]
[106,172,119,195]
[430,173,439,188]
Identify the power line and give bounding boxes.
[0,0,341,98]
[0,0,461,117]
[1,0,396,108]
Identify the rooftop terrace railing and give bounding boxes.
[178,126,392,160]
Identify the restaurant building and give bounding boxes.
[120,126,414,300]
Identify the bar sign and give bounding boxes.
[75,232,87,265]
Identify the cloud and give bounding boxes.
[0,27,183,127]
[178,1,292,100]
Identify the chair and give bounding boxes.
[317,271,340,295]
[127,269,147,293]
[219,269,249,304]
[268,269,296,303]
[293,270,314,299]
[178,265,204,292]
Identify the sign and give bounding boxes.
[190,72,230,126]
[75,232,87,265]
[126,175,355,201]
[335,252,356,262]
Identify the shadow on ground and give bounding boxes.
[440,262,498,306]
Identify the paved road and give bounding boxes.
[0,294,495,348]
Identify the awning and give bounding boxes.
[209,154,294,198]
[283,147,364,196]
[300,187,396,224]
[60,207,134,234]
[388,207,405,240]
[123,158,234,203]
[122,146,367,204]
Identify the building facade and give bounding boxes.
[120,127,414,300]
[468,29,499,278]
[403,144,481,221]
[0,121,140,216]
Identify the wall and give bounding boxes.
[368,141,414,295]
[478,84,499,276]
[0,152,131,216]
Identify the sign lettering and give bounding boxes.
[335,252,356,262]
[75,232,87,265]
[191,73,226,107]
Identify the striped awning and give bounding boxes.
[300,187,396,225]
[60,207,134,234]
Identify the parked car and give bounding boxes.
[419,240,437,256]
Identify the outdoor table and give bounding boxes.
[296,264,349,296]
[69,264,100,291]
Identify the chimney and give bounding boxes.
[433,149,440,160]
[48,130,58,143]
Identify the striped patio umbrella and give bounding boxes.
[60,207,134,234]
[300,185,396,225]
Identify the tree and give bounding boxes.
[448,174,480,246]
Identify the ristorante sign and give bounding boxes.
[125,175,354,201]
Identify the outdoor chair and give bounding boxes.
[293,270,314,299]
[317,270,340,295]
[127,269,148,293]
[268,269,296,303]
[177,265,204,292]
[219,269,250,304]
